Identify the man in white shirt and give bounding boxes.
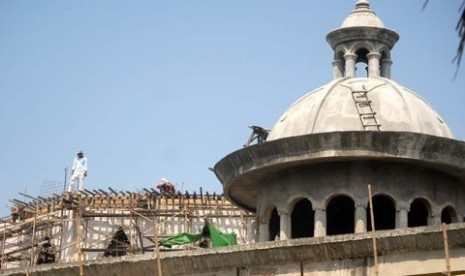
[69,150,88,191]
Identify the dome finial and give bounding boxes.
[356,0,370,10]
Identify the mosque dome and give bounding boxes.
[268,0,453,141]
[267,77,454,140]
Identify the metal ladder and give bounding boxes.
[350,85,381,131]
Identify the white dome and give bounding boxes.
[267,77,454,140]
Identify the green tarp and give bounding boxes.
[207,222,237,247]
[158,233,202,248]
[158,222,237,248]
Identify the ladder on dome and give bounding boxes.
[350,85,381,131]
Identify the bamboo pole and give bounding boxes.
[58,200,66,263]
[368,184,379,276]
[29,204,38,267]
[183,207,188,233]
[76,200,84,276]
[1,221,6,269]
[25,205,38,276]
[442,223,451,276]
[152,221,162,276]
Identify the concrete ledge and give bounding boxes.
[214,131,465,211]
[4,223,465,276]
[326,27,399,50]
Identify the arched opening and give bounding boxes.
[268,207,280,241]
[441,206,458,224]
[355,48,369,77]
[408,198,431,227]
[104,227,130,257]
[326,195,355,235]
[380,50,389,60]
[291,199,314,238]
[367,194,396,231]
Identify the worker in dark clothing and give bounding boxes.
[156,178,176,196]
[244,125,269,147]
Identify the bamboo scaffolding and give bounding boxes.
[2,188,252,270]
[76,199,84,276]
[29,204,38,267]
[152,221,162,276]
[58,199,66,263]
[1,221,6,269]
[368,184,379,276]
[442,223,451,276]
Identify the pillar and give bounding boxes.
[332,59,344,79]
[279,209,291,240]
[429,207,441,226]
[367,52,381,77]
[355,204,367,233]
[396,206,408,228]
[380,59,392,78]
[344,53,357,78]
[314,208,326,237]
[258,220,269,242]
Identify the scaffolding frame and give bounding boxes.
[0,187,255,272]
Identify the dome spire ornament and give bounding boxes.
[355,0,370,10]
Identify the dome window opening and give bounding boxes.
[291,199,315,238]
[408,198,431,227]
[326,195,355,236]
[355,63,368,78]
[355,48,369,78]
[268,208,280,241]
[367,195,396,231]
[441,206,459,224]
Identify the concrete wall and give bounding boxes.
[257,160,465,241]
[215,132,465,213]
[4,223,465,276]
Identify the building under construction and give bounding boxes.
[0,189,255,272]
[3,1,465,275]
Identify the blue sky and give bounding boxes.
[0,0,464,217]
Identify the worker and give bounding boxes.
[69,150,88,192]
[156,178,176,196]
[244,125,269,147]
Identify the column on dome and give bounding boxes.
[278,208,291,240]
[380,58,393,78]
[332,59,345,79]
[344,53,357,78]
[367,52,381,77]
[314,207,326,237]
